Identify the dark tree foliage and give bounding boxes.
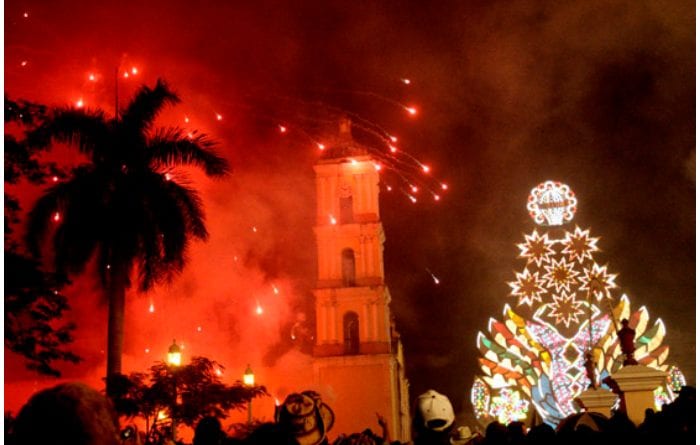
[23,80,230,386]
[4,95,79,377]
[108,356,266,436]
[4,97,62,185]
[5,96,66,243]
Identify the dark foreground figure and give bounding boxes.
[5,384,695,445]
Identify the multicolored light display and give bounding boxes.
[470,181,685,427]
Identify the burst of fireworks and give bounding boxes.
[54,57,447,206]
[203,86,449,203]
[426,268,440,285]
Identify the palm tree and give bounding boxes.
[25,79,229,389]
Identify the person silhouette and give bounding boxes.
[617,319,638,366]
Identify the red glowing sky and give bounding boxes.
[4,0,695,424]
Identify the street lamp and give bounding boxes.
[167,340,182,367]
[244,364,254,424]
[167,340,182,441]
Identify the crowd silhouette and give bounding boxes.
[4,383,695,445]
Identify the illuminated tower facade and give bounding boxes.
[312,118,410,441]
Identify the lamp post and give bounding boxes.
[243,364,255,425]
[167,340,182,441]
[167,339,182,366]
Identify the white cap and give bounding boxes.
[416,389,455,432]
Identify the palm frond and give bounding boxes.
[26,107,111,157]
[25,184,66,258]
[121,78,180,134]
[147,128,229,176]
[50,170,104,275]
[136,218,167,292]
[163,180,208,240]
[136,176,188,290]
[25,169,102,275]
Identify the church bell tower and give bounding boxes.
[312,118,410,441]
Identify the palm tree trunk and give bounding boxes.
[106,266,127,384]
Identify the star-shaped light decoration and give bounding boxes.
[546,292,586,328]
[579,263,616,301]
[517,230,555,267]
[543,257,580,293]
[489,387,529,425]
[508,268,547,307]
[562,226,599,264]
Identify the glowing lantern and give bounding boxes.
[243,364,254,386]
[244,364,255,424]
[167,340,182,367]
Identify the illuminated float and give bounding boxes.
[470,181,685,426]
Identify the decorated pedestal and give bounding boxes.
[610,365,667,425]
[574,388,618,417]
